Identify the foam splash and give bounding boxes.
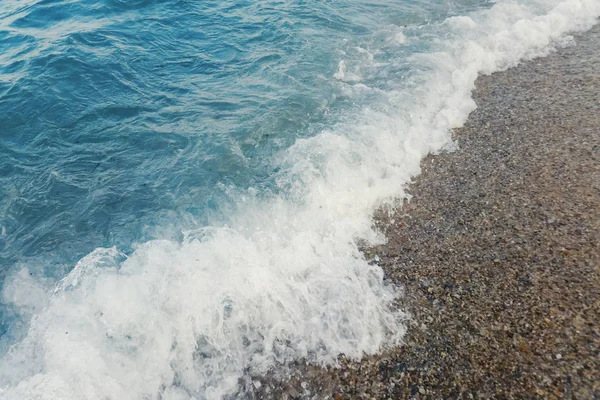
[1,0,599,398]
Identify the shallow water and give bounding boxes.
[0,0,479,269]
[0,0,598,398]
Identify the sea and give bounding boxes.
[0,0,598,398]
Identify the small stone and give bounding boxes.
[419,387,426,395]
[556,354,562,360]
[517,343,529,353]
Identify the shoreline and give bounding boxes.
[253,23,600,399]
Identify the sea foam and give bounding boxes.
[1,0,599,398]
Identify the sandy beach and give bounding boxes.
[252,22,600,400]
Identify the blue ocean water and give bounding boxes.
[0,0,598,398]
[0,0,485,339]
[0,0,487,269]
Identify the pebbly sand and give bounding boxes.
[249,23,600,399]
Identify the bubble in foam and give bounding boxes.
[394,31,407,44]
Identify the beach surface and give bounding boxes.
[253,22,600,399]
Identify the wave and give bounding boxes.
[1,0,598,399]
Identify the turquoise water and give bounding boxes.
[0,0,485,269]
[0,0,486,337]
[1,0,598,398]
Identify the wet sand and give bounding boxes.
[251,23,600,399]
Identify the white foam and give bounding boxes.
[333,60,362,82]
[1,0,599,398]
[394,31,407,44]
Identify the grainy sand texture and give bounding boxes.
[251,23,600,399]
